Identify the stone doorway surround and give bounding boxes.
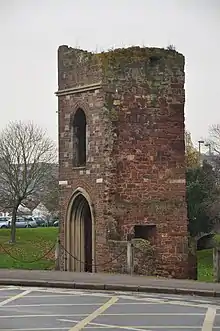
[64,187,95,273]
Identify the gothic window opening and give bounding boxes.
[72,108,87,167]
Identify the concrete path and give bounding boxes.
[1,285,220,330]
[0,269,220,297]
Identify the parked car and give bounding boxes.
[23,216,38,228]
[33,217,47,227]
[8,217,38,228]
[0,217,10,229]
[48,217,59,227]
[53,220,59,227]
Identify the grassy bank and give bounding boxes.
[0,228,214,282]
[197,249,213,282]
[0,227,58,269]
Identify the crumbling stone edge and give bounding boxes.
[0,279,218,298]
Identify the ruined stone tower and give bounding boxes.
[57,45,189,278]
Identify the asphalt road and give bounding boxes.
[0,286,220,330]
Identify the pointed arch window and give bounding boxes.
[72,108,87,167]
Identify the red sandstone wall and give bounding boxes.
[57,46,189,278]
[57,46,113,271]
[58,46,102,90]
[100,48,188,278]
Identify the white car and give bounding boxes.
[0,217,10,229]
[7,217,38,228]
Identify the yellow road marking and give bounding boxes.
[0,289,31,307]
[68,296,118,331]
[202,307,216,331]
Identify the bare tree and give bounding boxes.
[41,164,59,216]
[0,121,56,242]
[208,124,220,154]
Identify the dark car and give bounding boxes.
[48,217,59,227]
[34,217,47,227]
[53,220,59,227]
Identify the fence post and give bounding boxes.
[127,234,134,275]
[55,238,60,271]
[213,247,220,282]
[188,237,197,280]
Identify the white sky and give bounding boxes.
[0,0,219,152]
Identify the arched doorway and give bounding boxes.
[65,189,94,273]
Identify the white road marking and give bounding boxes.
[1,286,220,310]
[27,288,220,309]
[59,318,152,331]
[71,312,204,316]
[60,321,215,329]
[32,287,216,310]
[0,329,69,331]
[28,287,84,295]
[0,314,82,318]
[150,295,216,305]
[2,293,218,310]
[117,294,219,309]
[0,312,206,318]
[0,303,103,308]
[0,289,31,307]
[68,296,119,331]
[2,286,220,302]
[202,307,216,331]
[1,302,161,308]
[1,330,220,331]
[20,294,82,298]
[0,286,18,290]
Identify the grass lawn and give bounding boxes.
[0,227,58,270]
[0,228,214,282]
[197,249,213,282]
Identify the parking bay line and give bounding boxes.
[0,302,167,308]
[60,320,209,330]
[2,295,215,310]
[0,312,206,318]
[5,287,219,310]
[59,318,153,331]
[0,329,69,331]
[1,327,218,331]
[0,287,19,291]
[67,295,119,331]
[0,289,31,307]
[15,294,88,298]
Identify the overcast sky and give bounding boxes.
[0,0,219,151]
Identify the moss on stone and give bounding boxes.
[133,238,156,275]
[94,46,184,71]
[133,238,154,254]
[109,109,119,121]
[103,92,120,123]
[188,236,197,254]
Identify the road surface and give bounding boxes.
[0,285,220,330]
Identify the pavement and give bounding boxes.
[0,269,220,297]
[1,285,220,330]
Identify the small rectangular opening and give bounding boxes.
[134,224,156,243]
